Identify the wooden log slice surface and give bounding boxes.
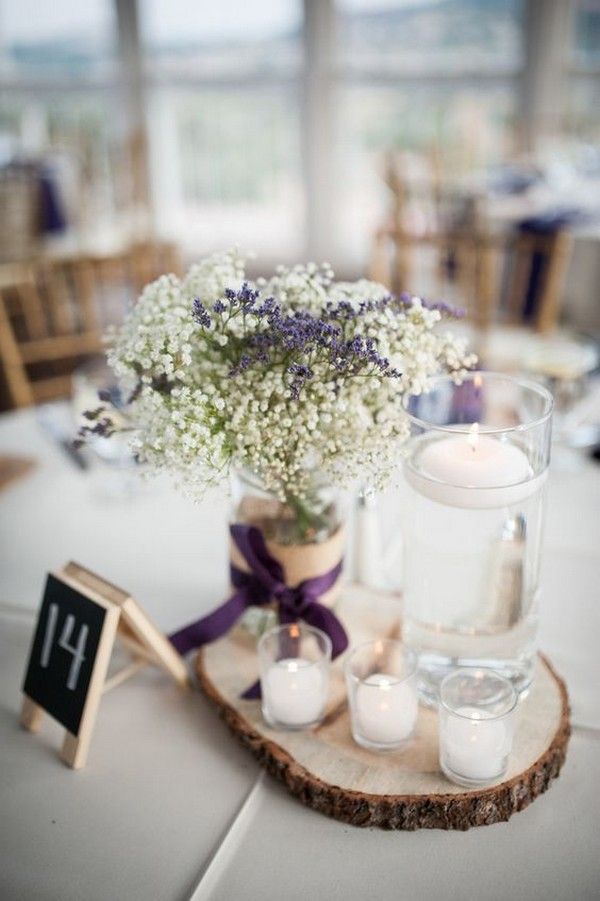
[196,586,570,830]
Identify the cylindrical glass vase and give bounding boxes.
[230,468,345,636]
[401,372,553,704]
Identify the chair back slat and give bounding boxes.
[369,226,572,335]
[536,232,572,333]
[504,235,534,323]
[0,241,181,408]
[0,293,35,407]
[71,258,100,334]
[17,275,49,340]
[40,263,77,336]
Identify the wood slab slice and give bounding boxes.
[196,586,570,830]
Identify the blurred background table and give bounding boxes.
[1,400,599,900]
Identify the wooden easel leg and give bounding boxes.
[21,696,44,732]
[61,730,88,770]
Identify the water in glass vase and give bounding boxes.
[402,442,547,705]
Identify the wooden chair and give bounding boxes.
[0,241,182,408]
[369,225,572,335]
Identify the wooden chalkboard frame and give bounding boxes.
[21,562,189,769]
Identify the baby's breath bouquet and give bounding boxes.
[82,249,474,543]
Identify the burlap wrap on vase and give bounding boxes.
[229,524,346,611]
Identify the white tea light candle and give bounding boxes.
[441,707,510,782]
[439,669,517,787]
[345,640,418,751]
[265,658,326,727]
[355,673,418,745]
[257,623,332,730]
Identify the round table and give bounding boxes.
[1,403,599,900]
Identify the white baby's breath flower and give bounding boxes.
[104,249,475,501]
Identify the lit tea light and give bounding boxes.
[441,707,511,782]
[438,669,517,787]
[258,623,331,730]
[264,658,326,727]
[345,640,418,751]
[355,673,418,746]
[406,420,540,509]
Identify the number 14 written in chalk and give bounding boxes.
[41,603,89,691]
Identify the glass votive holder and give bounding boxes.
[257,622,331,730]
[345,640,418,751]
[439,669,518,787]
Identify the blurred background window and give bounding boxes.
[566,0,600,142]
[337,0,523,74]
[0,0,116,80]
[333,0,525,262]
[140,0,305,263]
[0,1,118,249]
[0,0,598,271]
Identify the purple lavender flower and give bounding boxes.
[287,362,314,398]
[228,354,253,377]
[421,298,465,318]
[192,298,212,328]
[76,412,117,445]
[397,291,464,318]
[201,282,428,398]
[325,299,359,320]
[255,296,280,320]
[224,282,260,311]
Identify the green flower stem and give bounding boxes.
[284,491,331,543]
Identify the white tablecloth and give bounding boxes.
[1,406,599,900]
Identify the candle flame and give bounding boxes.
[467,421,480,451]
[289,623,300,639]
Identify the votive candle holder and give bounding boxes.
[345,639,418,751]
[258,622,331,730]
[439,668,518,787]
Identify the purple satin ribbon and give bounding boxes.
[169,524,348,698]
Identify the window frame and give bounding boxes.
[0,0,590,267]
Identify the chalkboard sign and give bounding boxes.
[21,562,188,769]
[23,574,108,736]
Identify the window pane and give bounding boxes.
[571,0,600,68]
[334,83,518,262]
[141,1,305,260]
[0,89,116,229]
[565,77,600,141]
[336,0,524,75]
[0,0,116,80]
[141,0,302,77]
[149,86,304,259]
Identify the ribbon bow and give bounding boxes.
[169,524,348,698]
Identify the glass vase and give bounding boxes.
[401,372,553,704]
[230,468,345,637]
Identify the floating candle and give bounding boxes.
[405,423,543,509]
